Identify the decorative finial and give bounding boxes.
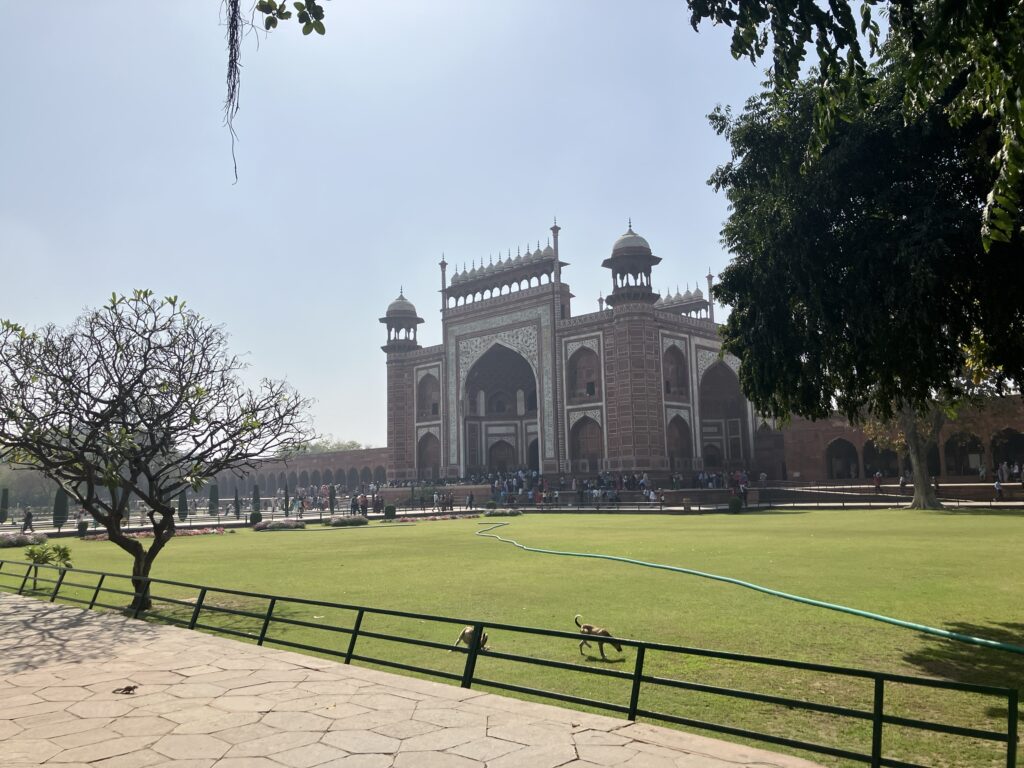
[517,246,521,256]
[628,217,632,230]
[547,237,550,246]
[536,241,540,251]
[553,216,558,226]
[399,285,404,295]
[489,253,493,265]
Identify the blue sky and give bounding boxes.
[0,1,765,445]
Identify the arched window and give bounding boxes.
[663,346,689,400]
[567,347,601,403]
[826,439,859,479]
[417,373,440,420]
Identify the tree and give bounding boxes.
[52,489,68,532]
[177,490,188,523]
[0,488,7,524]
[209,484,220,519]
[283,481,290,514]
[686,0,1024,249]
[298,437,371,453]
[710,49,1024,509]
[328,484,336,512]
[233,488,241,519]
[252,485,261,517]
[0,290,312,608]
[24,543,72,591]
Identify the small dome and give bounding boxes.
[683,288,693,300]
[674,290,684,302]
[386,292,417,316]
[514,252,523,265]
[533,247,543,260]
[612,226,651,253]
[543,244,555,257]
[691,287,704,299]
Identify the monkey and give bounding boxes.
[451,625,489,651]
[575,614,622,660]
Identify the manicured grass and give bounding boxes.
[3,508,1022,767]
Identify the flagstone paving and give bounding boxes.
[0,594,823,767]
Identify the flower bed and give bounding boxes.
[254,519,306,531]
[484,509,523,517]
[0,533,48,548]
[326,515,368,527]
[380,514,480,523]
[82,527,228,542]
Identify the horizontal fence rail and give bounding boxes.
[0,558,1016,768]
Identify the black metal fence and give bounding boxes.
[0,558,1016,768]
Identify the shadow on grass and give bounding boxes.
[924,507,1024,518]
[581,655,627,664]
[740,508,812,517]
[903,622,1024,717]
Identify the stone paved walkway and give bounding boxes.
[0,594,822,768]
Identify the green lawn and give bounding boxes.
[2,508,1022,767]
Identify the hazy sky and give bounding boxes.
[1,1,764,446]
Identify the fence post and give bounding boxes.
[17,563,32,594]
[627,645,646,720]
[871,677,884,768]
[1007,687,1018,768]
[460,623,485,689]
[49,568,66,602]
[88,574,106,610]
[345,609,364,664]
[189,588,207,629]
[258,598,276,646]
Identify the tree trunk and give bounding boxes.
[130,553,153,612]
[900,406,942,510]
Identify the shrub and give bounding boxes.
[254,519,305,531]
[327,515,368,527]
[383,505,396,520]
[0,532,47,548]
[77,519,90,537]
[484,509,522,517]
[484,501,498,510]
[728,496,743,514]
[249,510,263,526]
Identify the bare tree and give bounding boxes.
[0,290,313,608]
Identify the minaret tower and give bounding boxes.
[551,217,561,283]
[600,220,661,307]
[706,268,715,323]
[379,289,423,353]
[439,255,448,313]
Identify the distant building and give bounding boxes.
[381,221,757,481]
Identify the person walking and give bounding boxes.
[20,508,34,533]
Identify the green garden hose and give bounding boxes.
[475,522,1024,655]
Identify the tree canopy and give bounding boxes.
[709,47,1024,507]
[0,290,312,606]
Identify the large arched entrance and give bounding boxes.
[417,433,440,480]
[826,438,859,479]
[944,432,984,476]
[488,440,516,473]
[463,344,538,474]
[569,416,603,473]
[991,428,1024,470]
[698,363,748,468]
[863,441,899,477]
[666,415,693,471]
